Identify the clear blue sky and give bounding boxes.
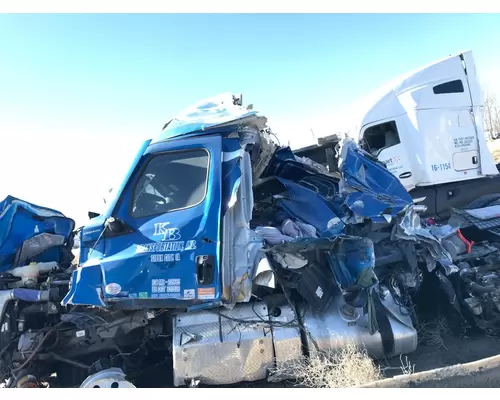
[1,13,499,225]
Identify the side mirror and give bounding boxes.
[105,217,124,234]
[88,211,101,219]
[104,217,134,236]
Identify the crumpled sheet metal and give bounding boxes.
[222,150,267,304]
[250,129,278,182]
[337,138,413,223]
[172,302,302,386]
[62,261,106,307]
[0,195,75,272]
[261,146,332,182]
[222,122,343,301]
[220,125,280,303]
[153,92,268,144]
[395,206,458,275]
[252,254,276,288]
[276,178,345,237]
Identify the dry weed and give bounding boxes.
[269,341,382,388]
[418,316,449,350]
[398,355,415,375]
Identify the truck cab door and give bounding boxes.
[421,53,480,177]
[98,134,222,306]
[360,119,417,191]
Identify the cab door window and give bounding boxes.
[131,149,210,218]
[363,121,400,156]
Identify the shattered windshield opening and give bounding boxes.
[131,149,210,218]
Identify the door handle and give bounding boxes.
[196,255,215,286]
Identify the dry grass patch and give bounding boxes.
[269,341,383,388]
[418,316,449,350]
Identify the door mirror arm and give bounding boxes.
[104,216,135,237]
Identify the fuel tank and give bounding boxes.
[172,291,418,386]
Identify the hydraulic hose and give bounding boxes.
[468,281,496,295]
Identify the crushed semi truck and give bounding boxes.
[3,53,500,389]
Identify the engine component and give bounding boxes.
[441,232,468,259]
[9,261,59,288]
[79,368,136,388]
[172,301,302,387]
[17,331,43,354]
[277,261,337,312]
[299,291,418,359]
[452,258,500,333]
[464,297,482,315]
[0,288,50,322]
[15,370,39,388]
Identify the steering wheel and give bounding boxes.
[137,192,175,213]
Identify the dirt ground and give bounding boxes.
[382,331,500,378]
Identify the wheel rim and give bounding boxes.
[79,368,136,388]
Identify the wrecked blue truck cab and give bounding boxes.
[13,93,500,388]
[67,96,272,309]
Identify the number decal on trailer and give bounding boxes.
[431,163,451,172]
